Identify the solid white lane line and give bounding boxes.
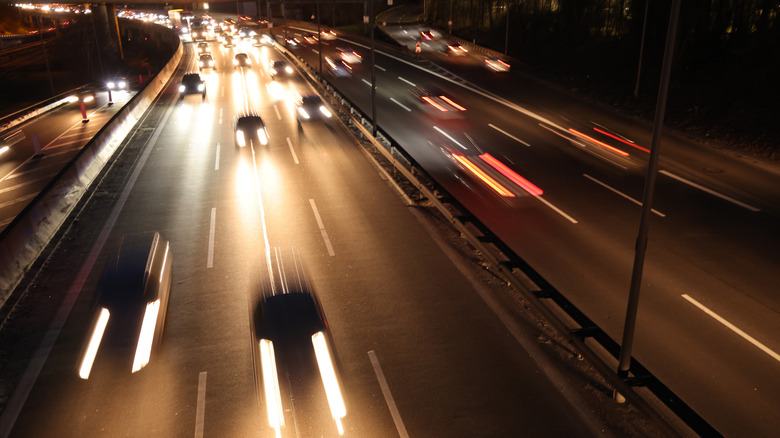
[309,198,335,256]
[433,126,467,150]
[536,196,578,224]
[215,143,220,171]
[390,98,412,112]
[583,174,665,217]
[286,137,299,164]
[221,86,224,97]
[362,78,372,87]
[368,351,409,438]
[194,372,207,438]
[218,108,223,125]
[273,104,282,120]
[660,170,760,212]
[376,65,386,71]
[488,123,530,147]
[207,208,216,268]
[312,49,319,54]
[397,76,416,87]
[682,294,780,363]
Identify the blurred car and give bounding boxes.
[199,53,215,70]
[259,33,274,46]
[196,42,210,54]
[410,85,467,117]
[78,232,172,380]
[301,32,318,45]
[420,29,434,40]
[270,60,293,78]
[320,27,337,40]
[234,112,269,148]
[325,56,352,77]
[67,87,97,107]
[221,34,234,47]
[337,47,362,64]
[251,250,346,437]
[179,72,206,100]
[445,42,468,55]
[296,94,333,123]
[484,56,511,72]
[233,53,251,68]
[106,77,128,91]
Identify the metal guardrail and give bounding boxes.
[277,35,719,437]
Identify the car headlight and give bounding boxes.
[67,95,79,103]
[233,59,238,65]
[319,106,332,118]
[107,81,116,89]
[258,128,268,145]
[270,68,277,75]
[209,61,214,67]
[118,80,126,89]
[297,107,310,119]
[285,66,293,74]
[83,95,94,103]
[236,130,246,147]
[197,84,205,92]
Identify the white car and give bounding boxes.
[337,47,362,64]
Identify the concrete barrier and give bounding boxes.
[0,37,183,303]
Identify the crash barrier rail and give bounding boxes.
[0,30,182,306]
[274,33,719,437]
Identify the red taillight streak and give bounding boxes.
[592,127,649,153]
[452,154,515,197]
[479,153,543,196]
[568,128,630,157]
[438,95,466,111]
[422,96,449,112]
[498,59,510,67]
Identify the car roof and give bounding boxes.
[272,59,287,65]
[301,95,322,105]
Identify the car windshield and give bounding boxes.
[301,97,321,106]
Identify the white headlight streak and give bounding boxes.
[132,299,160,373]
[79,308,110,379]
[312,331,346,435]
[236,130,246,147]
[258,128,268,145]
[260,339,285,436]
[319,106,332,118]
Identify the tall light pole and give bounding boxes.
[634,0,650,98]
[615,0,682,402]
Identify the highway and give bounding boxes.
[0,38,635,437]
[278,20,780,436]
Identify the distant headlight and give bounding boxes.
[178,85,186,92]
[197,84,205,92]
[118,80,127,89]
[285,66,293,74]
[107,81,116,89]
[319,106,332,118]
[233,59,238,65]
[236,130,246,147]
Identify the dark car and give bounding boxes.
[67,87,97,108]
[233,53,251,68]
[296,94,333,123]
[179,73,206,100]
[78,233,173,379]
[199,53,215,70]
[234,112,269,148]
[270,60,293,78]
[251,250,346,437]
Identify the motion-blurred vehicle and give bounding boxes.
[320,27,337,40]
[179,72,206,100]
[251,250,346,437]
[234,112,269,148]
[220,34,234,47]
[106,77,127,91]
[197,42,210,54]
[270,60,294,78]
[259,33,273,46]
[199,53,215,70]
[233,53,251,68]
[484,56,511,72]
[410,85,467,117]
[420,29,434,40]
[301,32,318,45]
[296,94,333,123]
[325,57,352,78]
[445,42,468,55]
[337,47,362,64]
[67,87,97,107]
[78,232,172,380]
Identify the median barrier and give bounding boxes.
[0,34,183,305]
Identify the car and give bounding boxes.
[234,112,269,148]
[410,85,467,117]
[320,27,337,40]
[67,87,97,107]
[258,33,273,46]
[199,53,215,70]
[221,34,234,47]
[251,250,345,437]
[78,232,172,380]
[234,53,251,68]
[420,29,434,40]
[106,77,128,91]
[270,60,293,78]
[196,42,210,54]
[337,47,362,64]
[445,42,468,55]
[301,32,318,45]
[296,94,333,123]
[179,72,206,100]
[324,57,352,77]
[484,56,511,72]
